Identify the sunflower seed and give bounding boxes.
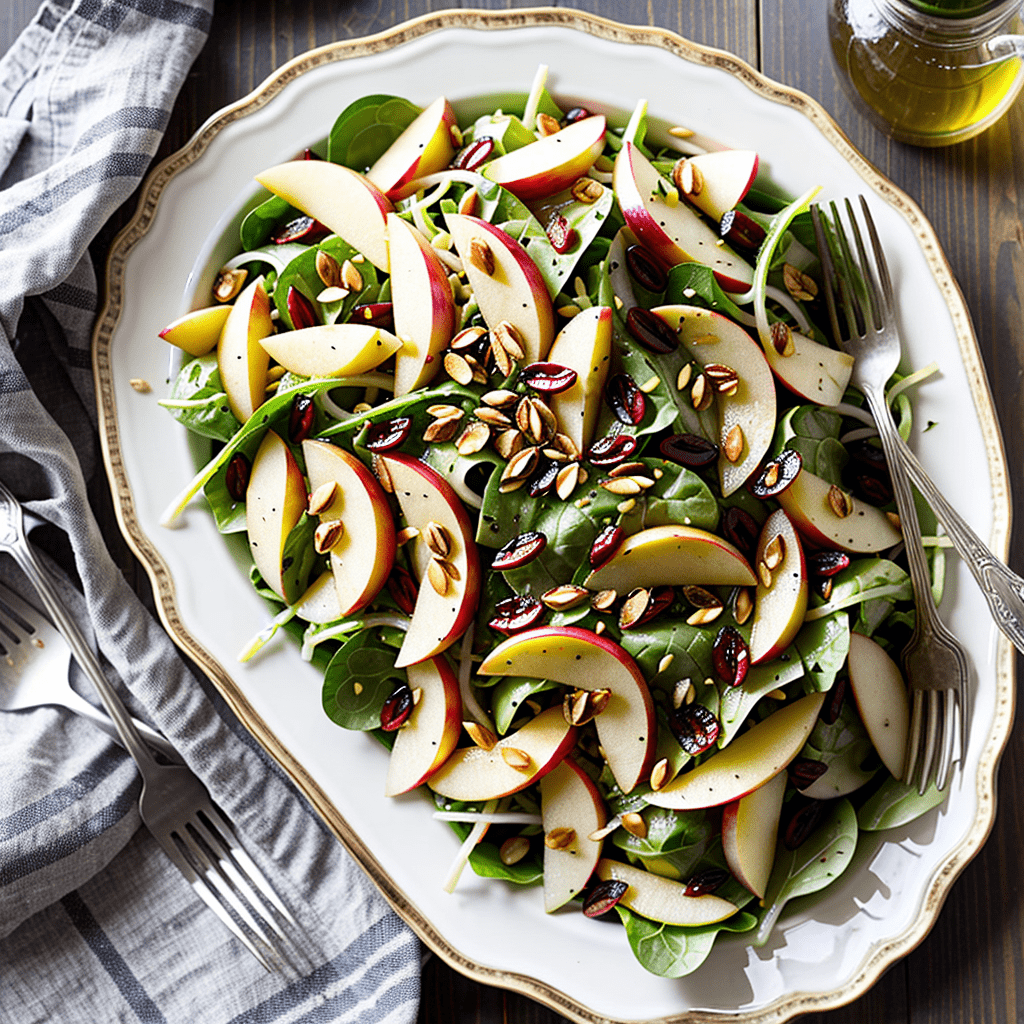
[317,286,349,304]
[650,758,671,791]
[763,533,785,570]
[555,462,581,500]
[308,481,338,516]
[423,413,462,443]
[443,352,474,385]
[373,454,393,493]
[424,521,451,559]
[501,747,533,771]
[828,484,853,518]
[570,177,604,203]
[499,836,530,865]
[544,827,576,850]
[672,678,693,708]
[619,588,651,629]
[340,259,363,292]
[723,424,744,463]
[687,606,723,626]
[427,404,463,419]
[770,320,796,357]
[494,428,525,460]
[783,262,818,301]
[475,406,512,428]
[621,812,648,839]
[672,158,703,197]
[451,325,487,350]
[316,250,341,288]
[704,363,740,394]
[482,389,518,408]
[676,364,693,391]
[314,520,344,554]
[465,721,498,750]
[758,561,774,588]
[734,587,754,625]
[691,373,714,411]
[542,584,590,611]
[456,420,491,455]
[537,112,562,137]
[212,268,246,302]
[599,476,641,496]
[427,558,453,596]
[683,585,722,609]
[468,237,495,276]
[668,125,695,138]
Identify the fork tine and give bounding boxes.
[828,201,869,337]
[935,691,956,791]
[859,197,897,319]
[919,690,941,795]
[842,197,883,330]
[810,205,844,347]
[904,688,924,787]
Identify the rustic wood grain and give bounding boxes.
[2,1,1021,1022]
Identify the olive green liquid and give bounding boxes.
[830,11,1024,144]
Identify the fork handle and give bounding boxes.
[887,431,1024,654]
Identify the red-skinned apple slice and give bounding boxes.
[546,305,613,453]
[294,571,342,624]
[444,213,555,364]
[847,631,910,779]
[595,860,738,926]
[384,656,462,796]
[387,214,456,396]
[760,324,854,407]
[245,430,307,600]
[482,115,606,201]
[646,691,826,810]
[613,142,753,292]
[367,96,457,201]
[653,304,775,496]
[479,626,656,794]
[749,509,808,665]
[254,161,394,271]
[583,524,757,593]
[678,150,759,222]
[160,304,231,357]
[427,706,577,801]
[721,769,787,899]
[540,757,607,912]
[217,277,273,422]
[380,454,481,668]
[302,440,396,616]
[776,467,901,553]
[258,323,402,379]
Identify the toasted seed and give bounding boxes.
[456,420,491,455]
[308,480,338,515]
[315,250,341,288]
[545,826,576,850]
[592,589,617,612]
[601,476,643,496]
[213,268,247,302]
[494,320,525,359]
[468,237,495,276]
[617,498,636,515]
[543,584,590,611]
[723,424,744,463]
[887,511,902,530]
[608,461,647,479]
[317,285,349,304]
[571,177,604,203]
[658,653,675,674]
[672,158,704,197]
[828,484,853,518]
[734,587,754,625]
[483,389,518,408]
[427,558,452,596]
[501,747,533,771]
[783,262,818,301]
[353,682,364,695]
[411,687,423,706]
[475,406,513,428]
[676,363,693,391]
[668,125,695,138]
[373,454,393,493]
[650,758,671,791]
[705,362,740,393]
[691,373,714,411]
[427,403,463,420]
[494,428,525,460]
[687,606,724,626]
[588,818,622,842]
[764,462,781,489]
[555,462,581,500]
[770,320,796,356]
[466,355,490,385]
[594,620,607,635]
[451,325,487,350]
[314,519,344,554]
[423,413,462,443]
[639,375,661,394]
[619,588,651,629]
[424,521,451,559]
[465,721,498,750]
[503,445,539,481]
[758,561,774,588]
[396,526,419,546]
[500,836,530,865]
[537,112,562,137]
[443,352,474,385]
[498,475,527,494]
[763,533,786,570]
[621,812,648,839]
[672,678,693,708]
[683,585,722,610]
[340,259,363,293]
[127,377,151,394]
[458,187,479,216]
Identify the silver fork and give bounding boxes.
[0,482,304,972]
[811,197,970,793]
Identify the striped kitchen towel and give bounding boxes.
[0,3,420,1022]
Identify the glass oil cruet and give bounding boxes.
[828,0,1024,145]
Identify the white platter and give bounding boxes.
[94,10,1014,1024]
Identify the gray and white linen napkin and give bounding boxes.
[0,3,421,1021]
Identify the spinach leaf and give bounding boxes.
[754,797,858,946]
[719,655,805,744]
[328,94,420,170]
[772,405,847,485]
[801,697,878,800]
[857,775,946,831]
[322,630,407,731]
[161,354,239,442]
[240,194,295,251]
[819,559,912,637]
[792,610,850,691]
[491,676,560,734]
[469,841,544,885]
[610,805,715,864]
[663,263,748,322]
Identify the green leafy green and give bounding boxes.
[322,631,407,731]
[160,354,239,442]
[792,610,850,691]
[491,676,560,734]
[857,775,947,831]
[469,841,544,885]
[801,697,878,800]
[328,94,421,170]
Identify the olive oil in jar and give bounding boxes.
[829,0,1024,145]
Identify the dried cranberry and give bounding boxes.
[288,394,316,444]
[712,626,749,687]
[492,531,547,570]
[808,550,850,578]
[380,683,414,732]
[789,758,829,789]
[350,302,395,330]
[683,867,730,897]
[520,362,578,394]
[721,506,760,562]
[363,417,412,453]
[562,107,592,126]
[453,138,494,171]
[271,215,329,245]
[582,878,628,918]
[225,453,250,502]
[625,307,677,355]
[659,434,719,469]
[387,567,418,615]
[589,524,624,568]
[719,209,766,252]
[670,703,721,756]
[783,798,828,850]
[586,433,639,467]
[821,676,848,725]
[286,286,318,330]
[488,595,545,635]
[853,472,894,506]
[750,449,802,498]
[633,586,675,627]
[528,458,560,498]
[605,374,645,426]
[624,244,668,292]
[545,213,577,254]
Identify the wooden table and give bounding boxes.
[2,2,1022,1022]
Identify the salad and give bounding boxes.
[156,68,952,978]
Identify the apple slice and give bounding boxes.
[749,509,808,665]
[646,692,826,810]
[217,277,273,422]
[721,770,787,899]
[540,758,607,912]
[387,214,456,396]
[427,706,576,801]
[677,150,759,222]
[546,305,613,453]
[159,304,231,357]
[776,467,901,553]
[482,115,606,201]
[847,631,910,779]
[302,440,396,616]
[379,454,481,668]
[254,160,394,271]
[445,214,555,364]
[583,524,757,593]
[595,860,738,926]
[367,96,458,201]
[294,570,342,624]
[653,304,775,496]
[258,323,402,379]
[613,142,753,292]
[760,324,854,407]
[245,430,307,600]
[385,656,462,796]
[479,626,656,794]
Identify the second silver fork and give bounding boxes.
[812,197,969,793]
